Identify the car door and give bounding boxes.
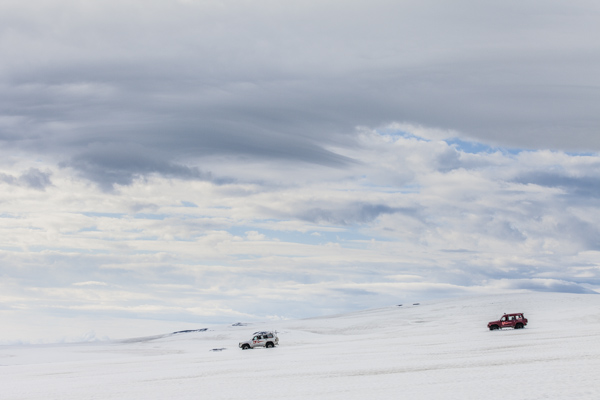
[252,335,266,348]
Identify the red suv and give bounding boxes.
[488,313,527,330]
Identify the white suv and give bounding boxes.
[239,331,279,350]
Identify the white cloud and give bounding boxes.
[73,281,108,286]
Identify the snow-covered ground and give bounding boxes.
[2,293,600,399]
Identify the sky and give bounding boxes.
[1,0,600,343]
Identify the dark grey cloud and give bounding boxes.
[297,203,414,226]
[1,0,599,188]
[515,172,600,199]
[0,168,52,190]
[59,142,214,191]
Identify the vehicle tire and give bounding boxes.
[489,325,499,331]
[242,344,250,350]
[515,323,523,329]
[266,342,274,348]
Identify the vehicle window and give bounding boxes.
[253,336,258,340]
[501,317,506,321]
[268,334,273,338]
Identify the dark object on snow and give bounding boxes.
[397,304,403,306]
[172,328,208,335]
[487,313,528,330]
[413,303,420,305]
[210,348,226,352]
[232,322,248,327]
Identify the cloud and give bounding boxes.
[0,168,52,190]
[515,171,600,198]
[3,130,599,319]
[73,281,108,287]
[61,143,215,191]
[1,0,600,191]
[297,203,409,226]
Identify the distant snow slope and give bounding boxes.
[2,293,600,399]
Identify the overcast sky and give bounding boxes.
[1,0,599,343]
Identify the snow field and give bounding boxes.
[2,293,600,399]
